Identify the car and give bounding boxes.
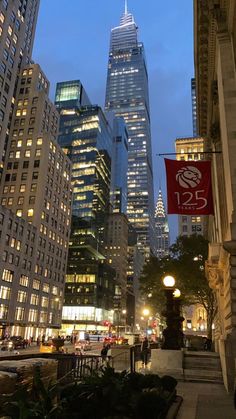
[74,340,92,352]
[103,336,128,345]
[10,336,25,349]
[39,341,58,353]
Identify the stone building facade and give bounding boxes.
[195,0,236,390]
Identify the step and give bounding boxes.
[183,368,223,383]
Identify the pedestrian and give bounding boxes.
[101,344,108,361]
[36,336,40,346]
[141,337,150,366]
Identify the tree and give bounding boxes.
[140,235,217,339]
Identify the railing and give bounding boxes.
[0,345,143,383]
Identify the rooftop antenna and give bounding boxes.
[125,0,128,14]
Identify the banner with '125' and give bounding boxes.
[164,158,214,215]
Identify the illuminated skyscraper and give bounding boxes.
[155,189,170,258]
[0,0,40,163]
[105,3,156,259]
[55,83,116,334]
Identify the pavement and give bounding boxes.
[135,360,236,418]
[177,381,236,419]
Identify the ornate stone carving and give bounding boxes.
[205,262,223,290]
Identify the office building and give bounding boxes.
[0,63,72,338]
[0,0,40,163]
[110,116,128,214]
[155,189,170,259]
[104,212,128,321]
[55,86,116,334]
[105,4,156,259]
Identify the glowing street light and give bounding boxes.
[173,288,181,298]
[142,308,150,317]
[163,275,175,288]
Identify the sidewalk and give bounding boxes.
[177,381,236,419]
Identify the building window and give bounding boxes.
[27,208,34,217]
[30,294,39,305]
[0,304,8,320]
[28,309,37,322]
[15,307,25,321]
[0,286,11,300]
[19,184,26,192]
[39,311,47,323]
[43,283,49,293]
[41,296,48,308]
[2,269,13,282]
[17,196,24,205]
[33,280,40,290]
[19,275,29,287]
[17,290,27,303]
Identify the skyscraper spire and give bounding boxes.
[125,0,128,14]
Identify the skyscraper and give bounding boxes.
[105,3,156,259]
[155,189,170,259]
[55,84,116,334]
[109,116,128,214]
[0,0,40,163]
[0,63,72,338]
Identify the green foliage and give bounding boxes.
[140,235,217,337]
[0,366,178,419]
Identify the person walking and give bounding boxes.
[141,337,150,366]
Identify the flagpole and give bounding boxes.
[157,151,222,156]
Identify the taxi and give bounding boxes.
[40,341,57,353]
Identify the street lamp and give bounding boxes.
[142,308,150,335]
[161,276,184,350]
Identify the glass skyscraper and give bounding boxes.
[105,5,156,258]
[55,82,116,334]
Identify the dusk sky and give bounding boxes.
[33,0,194,242]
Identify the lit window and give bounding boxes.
[2,269,13,282]
[15,307,25,321]
[17,290,27,303]
[17,140,22,147]
[0,286,11,300]
[16,209,22,217]
[27,208,34,217]
[19,184,26,192]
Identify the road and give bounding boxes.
[0,341,103,357]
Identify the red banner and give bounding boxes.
[165,159,214,215]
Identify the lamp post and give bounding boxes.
[161,276,184,350]
[142,308,150,335]
[122,309,127,333]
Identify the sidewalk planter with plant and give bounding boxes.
[0,366,178,419]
